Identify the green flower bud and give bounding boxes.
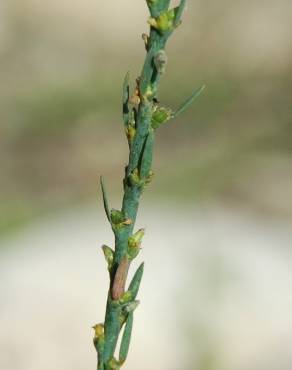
[128,247,140,260]
[128,229,145,248]
[128,229,145,260]
[92,323,104,339]
[110,209,124,225]
[129,168,143,187]
[92,323,105,352]
[144,85,154,99]
[110,210,132,230]
[119,291,132,304]
[125,126,136,141]
[151,106,173,129]
[148,8,176,33]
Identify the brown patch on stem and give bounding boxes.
[111,256,130,300]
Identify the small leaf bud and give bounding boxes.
[119,291,133,304]
[92,323,104,339]
[110,209,124,225]
[151,106,173,129]
[128,228,145,249]
[147,9,176,33]
[125,126,136,141]
[102,245,114,270]
[127,229,145,259]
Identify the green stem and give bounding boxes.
[95,1,191,369]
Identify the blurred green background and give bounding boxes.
[1,1,292,370]
[1,0,292,235]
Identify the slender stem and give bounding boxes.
[94,1,192,369]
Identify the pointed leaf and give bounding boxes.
[173,85,205,119]
[123,71,130,126]
[123,71,130,104]
[128,228,145,248]
[119,312,134,364]
[102,245,114,270]
[174,0,187,27]
[128,262,144,300]
[100,176,111,223]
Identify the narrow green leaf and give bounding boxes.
[128,262,144,300]
[173,85,205,119]
[123,71,130,126]
[100,176,111,223]
[174,0,187,27]
[139,131,154,179]
[123,71,130,104]
[119,312,134,364]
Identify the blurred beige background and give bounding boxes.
[1,0,292,369]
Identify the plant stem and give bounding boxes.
[93,1,203,369]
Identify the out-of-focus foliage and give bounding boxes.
[1,0,292,234]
